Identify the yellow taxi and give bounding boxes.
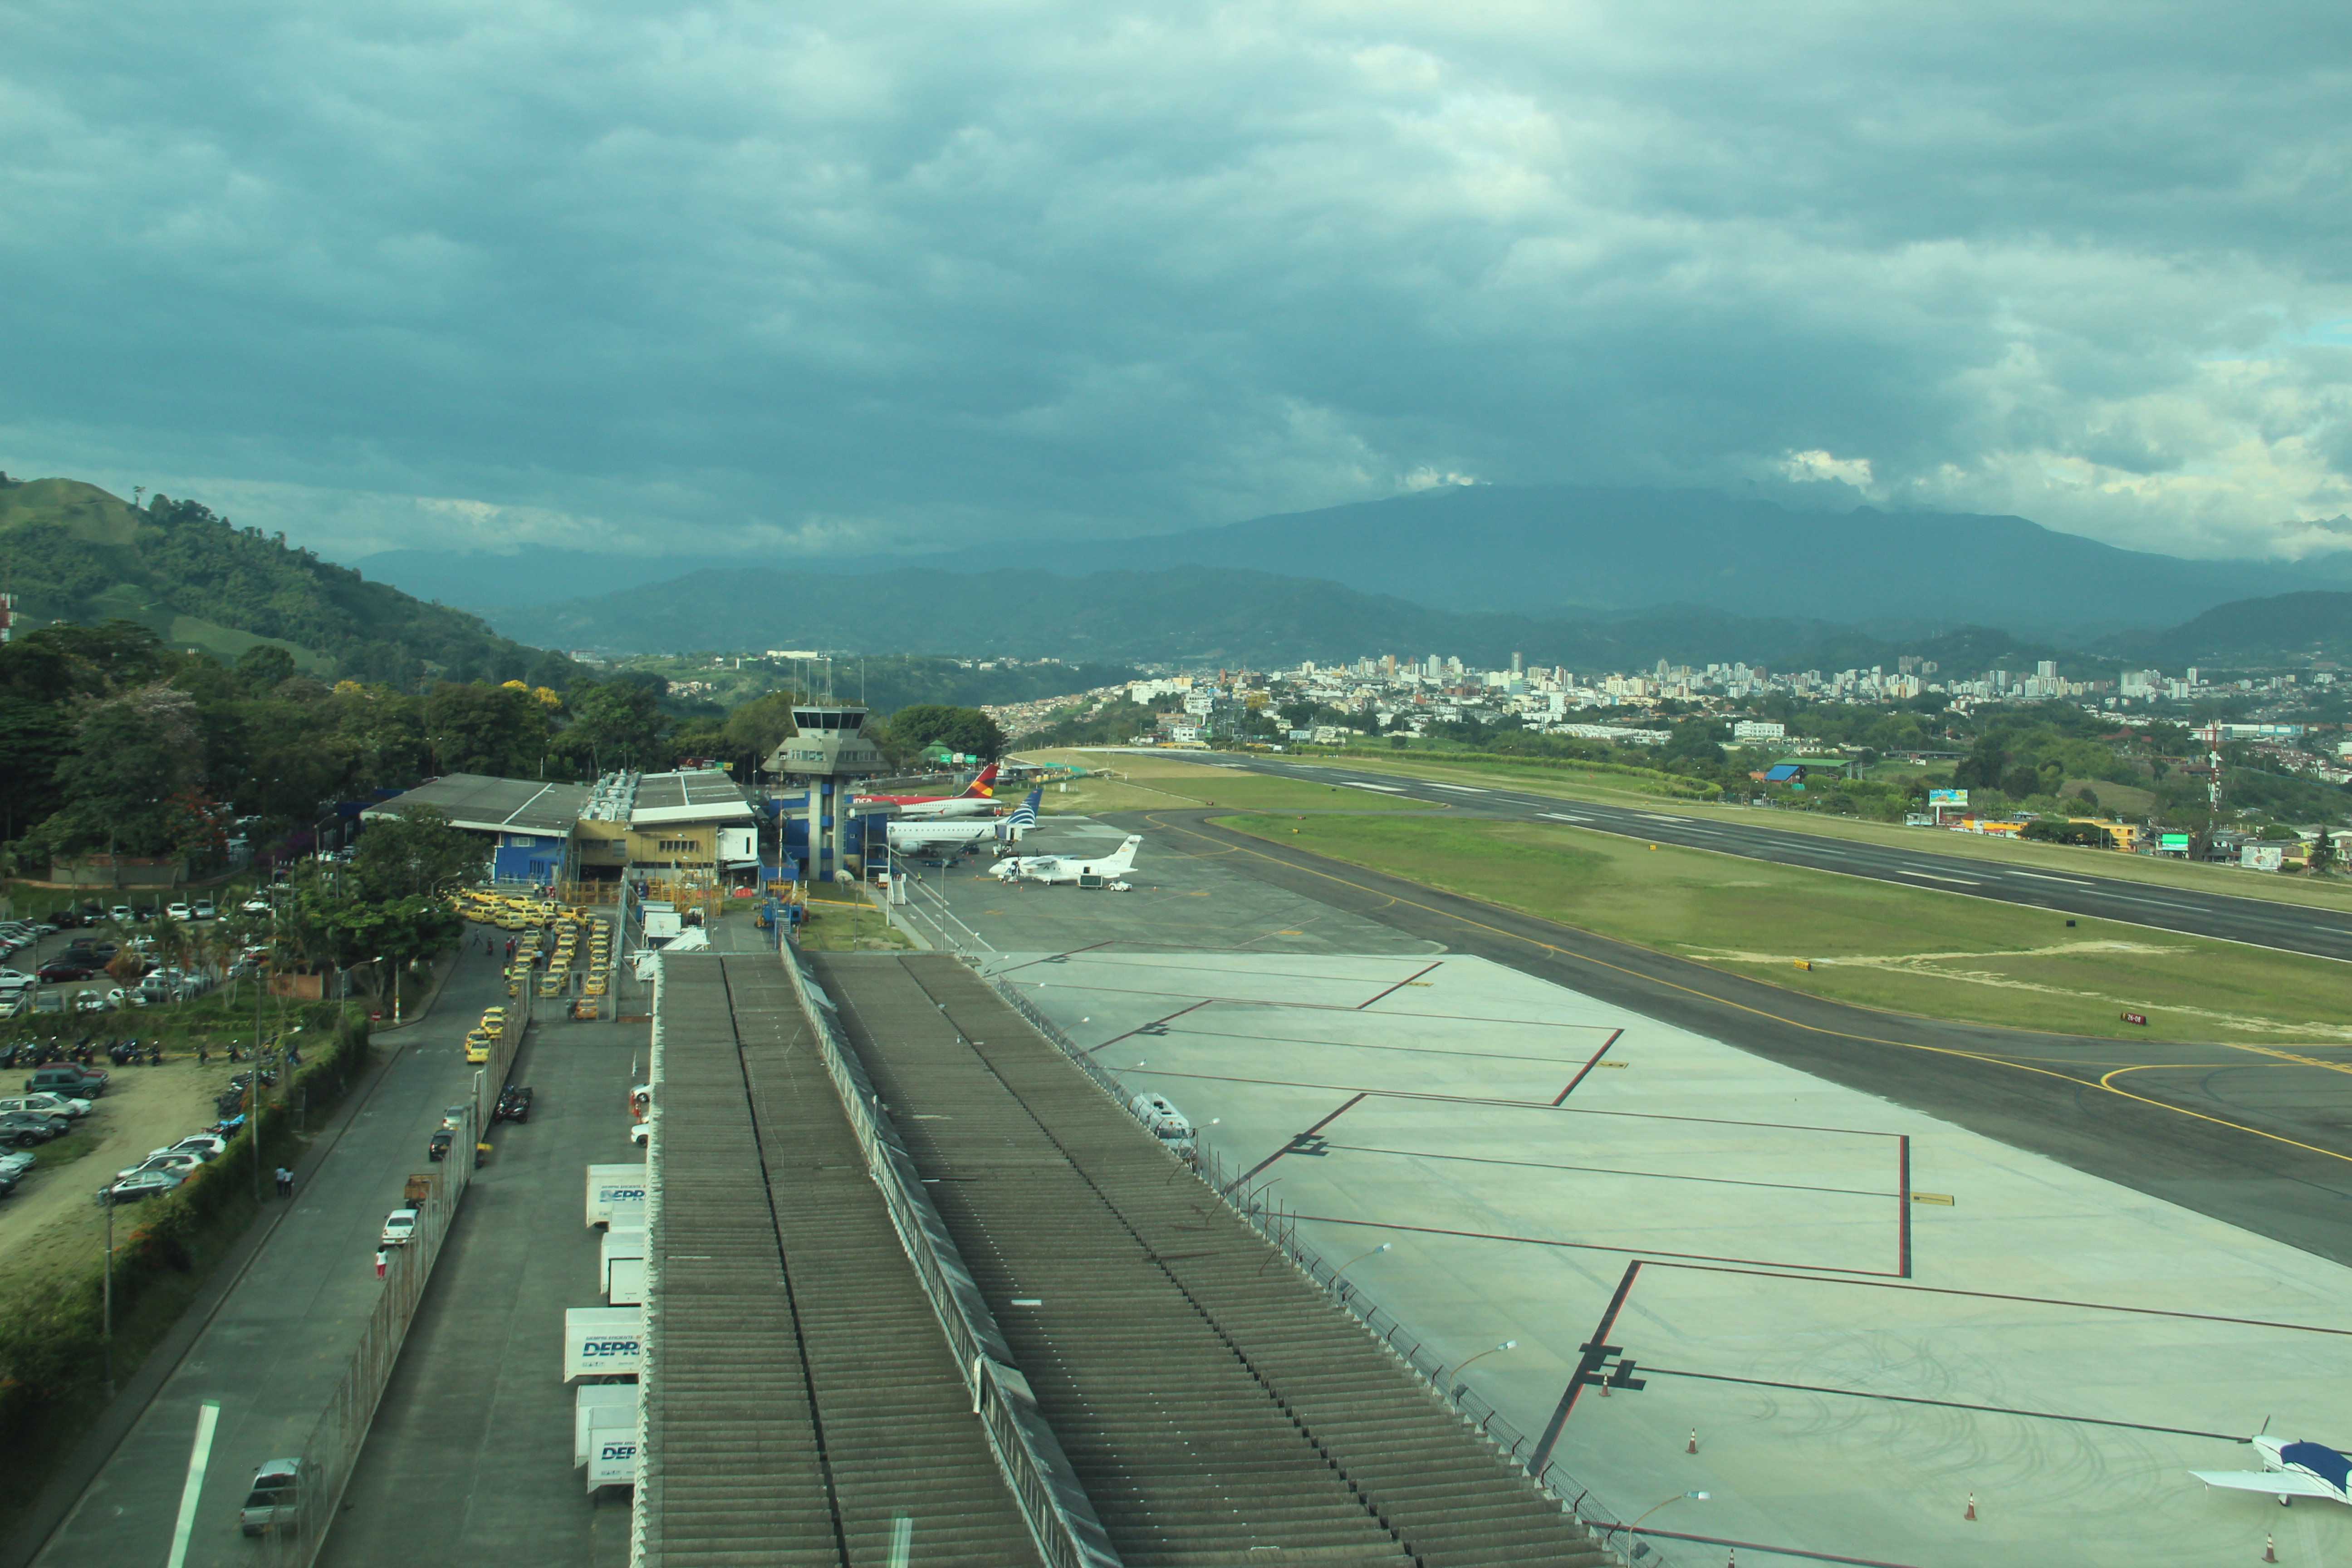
[463,1029,494,1063]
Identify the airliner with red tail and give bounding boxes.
[857,764,1003,819]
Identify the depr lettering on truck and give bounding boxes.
[563,1305,645,1381]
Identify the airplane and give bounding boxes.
[886,790,1042,853]
[990,834,1142,886]
[2192,1433,2352,1507]
[858,763,1001,819]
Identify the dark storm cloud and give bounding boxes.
[0,1,2346,561]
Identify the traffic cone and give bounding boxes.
[1687,1429,1698,1454]
[1964,1492,1976,1521]
[2265,1533,2278,1563]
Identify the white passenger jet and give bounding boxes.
[2193,1434,2352,1507]
[887,790,1042,853]
[990,834,1142,886]
[858,764,1002,819]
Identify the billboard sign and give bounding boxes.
[2160,833,2191,851]
[1927,789,1968,808]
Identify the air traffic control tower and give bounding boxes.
[761,705,886,883]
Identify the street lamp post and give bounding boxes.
[1447,1339,1517,1404]
[95,1188,115,1398]
[1621,1492,1710,1544]
[1330,1241,1390,1291]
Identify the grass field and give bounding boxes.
[794,893,913,952]
[1288,751,2352,912]
[1016,750,1426,816]
[1215,812,2352,1043]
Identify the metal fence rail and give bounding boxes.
[261,1099,478,1566]
[779,943,1121,1568]
[980,965,1658,1567]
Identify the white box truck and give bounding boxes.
[587,1432,639,1492]
[574,1384,641,1468]
[563,1306,644,1382]
[602,1227,646,1304]
[585,1163,646,1229]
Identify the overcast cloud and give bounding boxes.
[2,1,2347,565]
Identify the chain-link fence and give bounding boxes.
[982,966,1663,1568]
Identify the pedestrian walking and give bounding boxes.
[274,1166,294,1199]
[197,1043,208,1066]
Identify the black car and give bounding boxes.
[495,1085,534,1124]
[132,906,156,923]
[427,1129,454,1162]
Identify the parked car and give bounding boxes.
[117,1150,206,1181]
[380,1209,419,1248]
[239,1458,304,1537]
[107,1168,185,1202]
[162,1134,228,1160]
[108,905,132,923]
[1,1091,90,1119]
[72,990,112,1014]
[427,1129,454,1162]
[0,1112,67,1147]
[0,1148,35,1180]
[240,896,271,914]
[25,1063,108,1098]
[165,902,194,921]
[37,958,103,983]
[192,898,216,920]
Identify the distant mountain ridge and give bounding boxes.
[360,485,2347,642]
[2100,590,2352,668]
[489,563,1868,668]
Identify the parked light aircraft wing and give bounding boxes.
[2190,1470,2340,1499]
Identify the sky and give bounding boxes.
[3,1,2347,567]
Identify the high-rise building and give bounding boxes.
[2036,660,2058,679]
[1510,651,1524,675]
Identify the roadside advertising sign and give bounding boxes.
[1927,789,1968,807]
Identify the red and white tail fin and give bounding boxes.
[961,763,1000,799]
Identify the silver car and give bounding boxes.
[239,1458,303,1536]
[107,1168,185,1202]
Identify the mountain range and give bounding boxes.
[360,484,2352,643]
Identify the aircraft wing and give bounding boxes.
[2191,1470,2340,1499]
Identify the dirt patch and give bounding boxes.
[0,1058,255,1292]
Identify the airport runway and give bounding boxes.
[1174,753,2352,962]
[1098,808,2352,1269]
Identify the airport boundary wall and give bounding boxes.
[778,941,1122,1568]
[982,968,1651,1563]
[257,1100,480,1568]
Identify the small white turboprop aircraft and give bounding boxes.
[2193,1433,2352,1507]
[990,834,1142,886]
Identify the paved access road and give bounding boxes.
[25,943,516,1568]
[1106,808,2352,1270]
[1176,753,2352,962]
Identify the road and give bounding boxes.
[1108,807,2352,1269]
[22,942,515,1568]
[1172,753,2352,962]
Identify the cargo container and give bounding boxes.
[563,1305,643,1381]
[584,1162,647,1229]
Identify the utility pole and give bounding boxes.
[97,1189,116,1398]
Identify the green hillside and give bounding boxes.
[0,476,575,686]
[2101,590,2352,669]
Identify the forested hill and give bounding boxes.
[0,476,577,687]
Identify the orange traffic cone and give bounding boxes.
[2265,1532,2278,1563]
[1964,1493,1977,1521]
[1686,1430,1698,1454]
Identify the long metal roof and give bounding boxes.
[627,770,756,827]
[360,773,592,836]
